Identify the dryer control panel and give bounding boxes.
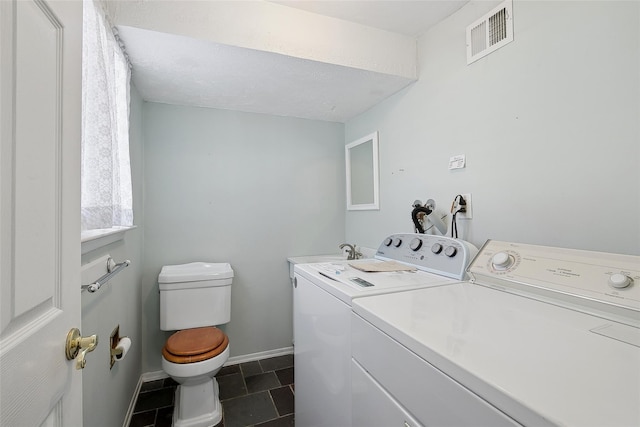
[375,233,478,280]
[468,240,640,318]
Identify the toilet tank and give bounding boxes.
[159,262,234,331]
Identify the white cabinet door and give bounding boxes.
[293,273,351,427]
[1,0,83,425]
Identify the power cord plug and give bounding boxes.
[450,195,468,238]
[458,203,466,213]
[452,195,466,213]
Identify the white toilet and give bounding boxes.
[159,262,234,427]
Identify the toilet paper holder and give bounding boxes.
[110,325,130,369]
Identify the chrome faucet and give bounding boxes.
[339,243,362,260]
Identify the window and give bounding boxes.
[81,0,133,243]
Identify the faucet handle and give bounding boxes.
[339,243,358,260]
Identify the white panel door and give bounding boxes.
[1,0,83,425]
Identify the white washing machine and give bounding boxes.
[293,233,478,427]
[352,240,640,427]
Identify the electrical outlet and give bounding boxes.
[458,193,473,219]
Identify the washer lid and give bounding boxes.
[159,262,233,283]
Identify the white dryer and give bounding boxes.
[293,233,478,427]
[352,240,640,427]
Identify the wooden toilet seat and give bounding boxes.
[162,326,229,364]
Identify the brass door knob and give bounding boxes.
[65,328,98,369]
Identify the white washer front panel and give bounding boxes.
[294,274,352,427]
[352,359,423,427]
[353,283,640,427]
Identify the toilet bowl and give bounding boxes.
[161,328,230,427]
[158,263,234,427]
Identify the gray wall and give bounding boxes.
[141,103,345,372]
[345,0,640,255]
[81,87,144,426]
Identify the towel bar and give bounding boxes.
[82,257,130,293]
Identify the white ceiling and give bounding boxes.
[118,25,415,122]
[117,1,469,122]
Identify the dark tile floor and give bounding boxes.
[129,354,295,427]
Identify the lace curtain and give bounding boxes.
[81,0,133,231]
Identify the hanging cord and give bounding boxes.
[450,195,466,238]
[411,204,433,234]
[412,200,448,234]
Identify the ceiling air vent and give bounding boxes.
[466,0,513,65]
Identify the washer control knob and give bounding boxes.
[609,273,632,289]
[384,237,393,247]
[410,238,423,251]
[393,238,403,248]
[444,246,457,257]
[492,252,513,270]
[431,243,443,254]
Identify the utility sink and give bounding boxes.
[287,254,348,279]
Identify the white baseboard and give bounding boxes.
[141,370,170,382]
[126,346,294,425]
[122,375,145,427]
[225,346,293,366]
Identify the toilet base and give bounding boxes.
[172,378,222,427]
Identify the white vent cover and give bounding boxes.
[466,0,513,64]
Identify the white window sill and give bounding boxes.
[81,226,136,255]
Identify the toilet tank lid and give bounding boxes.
[158,262,234,283]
